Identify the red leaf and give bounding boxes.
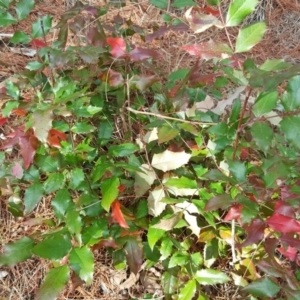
[280,185,300,201]
[30,39,47,49]
[223,204,242,222]
[278,246,297,262]
[280,234,300,250]
[106,37,126,58]
[118,184,126,193]
[274,200,295,218]
[129,47,159,61]
[0,127,39,169]
[199,6,220,16]
[257,258,285,277]
[0,115,8,126]
[267,213,300,233]
[47,129,67,148]
[240,218,266,247]
[111,200,129,228]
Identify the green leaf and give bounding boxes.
[147,227,165,250]
[250,122,273,153]
[149,0,168,9]
[252,91,278,117]
[158,126,179,144]
[66,209,82,236]
[173,0,197,8]
[165,177,197,189]
[280,116,300,149]
[71,122,95,134]
[24,182,44,215]
[25,61,44,71]
[69,246,94,285]
[162,272,178,295]
[235,22,267,53]
[0,0,9,8]
[0,237,34,266]
[228,161,247,183]
[10,31,31,44]
[33,233,72,259]
[32,15,53,38]
[16,0,34,20]
[195,269,230,285]
[5,81,20,100]
[108,143,139,157]
[36,265,70,300]
[281,75,300,111]
[169,252,189,268]
[51,188,72,221]
[242,277,280,298]
[260,59,292,71]
[98,120,113,142]
[179,279,197,300]
[124,238,143,274]
[0,11,17,27]
[160,237,173,260]
[100,176,119,211]
[226,0,258,26]
[69,168,85,189]
[43,172,65,194]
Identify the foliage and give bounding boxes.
[1,0,300,298]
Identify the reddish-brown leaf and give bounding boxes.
[47,129,67,148]
[240,218,266,247]
[257,258,285,277]
[240,147,249,160]
[189,72,221,87]
[99,69,124,87]
[92,239,119,251]
[0,127,39,169]
[120,230,143,237]
[146,24,189,42]
[267,213,300,233]
[118,184,126,193]
[106,37,126,58]
[199,6,220,16]
[265,238,278,257]
[111,200,129,229]
[223,204,243,222]
[87,27,106,47]
[0,115,8,126]
[278,246,297,262]
[70,271,85,292]
[280,185,300,201]
[280,234,300,250]
[129,47,159,61]
[204,194,233,211]
[274,200,295,218]
[124,237,143,274]
[12,108,27,116]
[182,40,232,59]
[30,39,47,49]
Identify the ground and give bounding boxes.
[0,0,300,299]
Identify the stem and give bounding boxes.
[232,88,252,160]
[127,107,216,125]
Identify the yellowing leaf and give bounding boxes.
[152,150,191,172]
[185,7,223,33]
[148,186,166,216]
[32,110,53,142]
[134,164,156,197]
[143,128,158,143]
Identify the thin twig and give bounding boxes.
[232,88,252,159]
[126,107,216,125]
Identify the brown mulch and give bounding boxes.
[1,0,300,299]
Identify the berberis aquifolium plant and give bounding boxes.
[1,0,300,299]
